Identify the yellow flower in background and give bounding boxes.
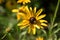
[36,37,43,40]
[5,1,17,10]
[12,6,48,34]
[0,0,4,4]
[17,0,31,4]
[12,6,27,20]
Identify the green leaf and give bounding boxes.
[51,23,58,30]
[42,29,47,35]
[54,34,57,40]
[58,38,60,40]
[19,31,27,40]
[53,28,60,34]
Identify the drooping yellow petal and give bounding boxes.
[28,27,31,34]
[32,27,36,34]
[34,25,40,29]
[40,26,44,29]
[36,21,44,29]
[12,9,18,12]
[28,24,36,34]
[37,14,46,20]
[36,8,43,17]
[17,20,29,26]
[39,20,48,23]
[41,23,48,26]
[34,7,36,13]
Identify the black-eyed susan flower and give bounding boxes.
[12,6,48,34]
[5,1,17,10]
[36,37,43,40]
[17,0,31,4]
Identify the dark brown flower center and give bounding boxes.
[29,17,36,24]
[10,2,14,5]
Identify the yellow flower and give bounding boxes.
[17,0,31,4]
[5,1,17,10]
[12,6,27,20]
[12,6,48,34]
[36,37,43,40]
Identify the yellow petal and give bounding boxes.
[28,27,31,33]
[17,13,21,20]
[30,7,32,12]
[23,2,25,4]
[20,25,28,29]
[36,21,43,28]
[37,14,46,20]
[34,25,40,29]
[28,24,36,34]
[25,6,32,18]
[41,23,48,26]
[12,9,18,12]
[25,6,30,13]
[19,6,24,10]
[17,20,29,26]
[17,0,23,3]
[17,13,27,20]
[40,26,44,29]
[39,20,47,23]
[17,1,21,3]
[34,7,36,13]
[19,6,31,19]
[36,8,43,17]
[32,27,36,34]
[19,6,26,12]
[29,7,34,17]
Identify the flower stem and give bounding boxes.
[52,0,59,25]
[49,0,59,39]
[1,33,7,39]
[50,0,59,33]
